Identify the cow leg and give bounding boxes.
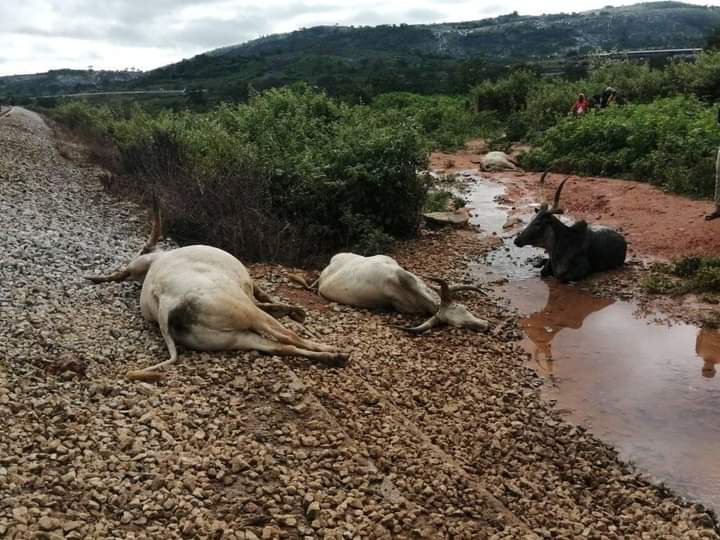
[566,259,592,282]
[533,257,549,269]
[85,254,155,284]
[128,297,180,376]
[540,260,554,277]
[252,310,338,353]
[230,331,347,365]
[256,302,306,323]
[85,269,131,283]
[555,257,591,283]
[253,284,273,303]
[252,284,305,321]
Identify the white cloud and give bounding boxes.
[1,0,719,75]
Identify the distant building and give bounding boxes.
[588,48,703,62]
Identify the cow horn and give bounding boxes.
[552,177,570,211]
[426,277,452,307]
[539,169,552,206]
[138,192,162,255]
[539,169,550,185]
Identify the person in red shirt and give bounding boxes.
[570,92,589,116]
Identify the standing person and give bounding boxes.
[599,86,617,108]
[570,92,590,116]
[705,107,720,221]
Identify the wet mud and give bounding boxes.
[459,173,720,511]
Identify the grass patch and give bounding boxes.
[423,190,466,213]
[643,256,720,295]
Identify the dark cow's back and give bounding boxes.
[587,225,627,271]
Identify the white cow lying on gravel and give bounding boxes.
[295,253,490,334]
[86,202,348,380]
[478,151,520,172]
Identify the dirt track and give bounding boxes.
[432,147,720,262]
[1,109,718,538]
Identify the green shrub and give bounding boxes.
[470,70,537,116]
[369,92,490,150]
[53,85,430,264]
[642,274,679,294]
[670,51,720,101]
[423,190,465,213]
[49,101,114,139]
[589,62,673,103]
[519,81,579,137]
[520,96,720,197]
[672,256,703,278]
[644,256,720,295]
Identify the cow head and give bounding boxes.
[514,177,569,250]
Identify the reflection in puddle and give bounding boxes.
[515,281,614,370]
[697,330,720,379]
[464,176,720,511]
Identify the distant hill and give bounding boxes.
[131,2,720,99]
[0,69,142,98]
[213,2,719,59]
[2,2,719,100]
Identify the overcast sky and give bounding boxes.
[2,0,719,76]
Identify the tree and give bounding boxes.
[705,25,720,51]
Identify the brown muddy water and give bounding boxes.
[460,171,720,511]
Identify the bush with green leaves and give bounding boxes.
[588,62,673,103]
[506,80,580,140]
[49,101,115,139]
[669,51,720,102]
[520,96,720,197]
[643,256,720,295]
[470,69,537,116]
[369,92,489,150]
[51,86,430,264]
[423,190,466,213]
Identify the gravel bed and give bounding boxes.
[1,108,717,539]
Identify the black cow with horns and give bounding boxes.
[514,177,627,282]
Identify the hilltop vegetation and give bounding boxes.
[130,2,720,100]
[2,2,719,101]
[0,69,141,99]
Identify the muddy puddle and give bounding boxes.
[460,171,720,511]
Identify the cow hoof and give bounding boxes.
[326,353,350,368]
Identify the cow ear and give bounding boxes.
[534,207,540,213]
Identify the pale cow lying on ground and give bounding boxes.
[477,151,520,172]
[294,253,489,334]
[86,202,348,380]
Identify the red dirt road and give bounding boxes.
[431,149,720,261]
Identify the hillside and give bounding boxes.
[0,69,142,99]
[2,1,719,100]
[214,1,718,59]
[127,1,720,99]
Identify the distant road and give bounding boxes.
[37,90,186,98]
